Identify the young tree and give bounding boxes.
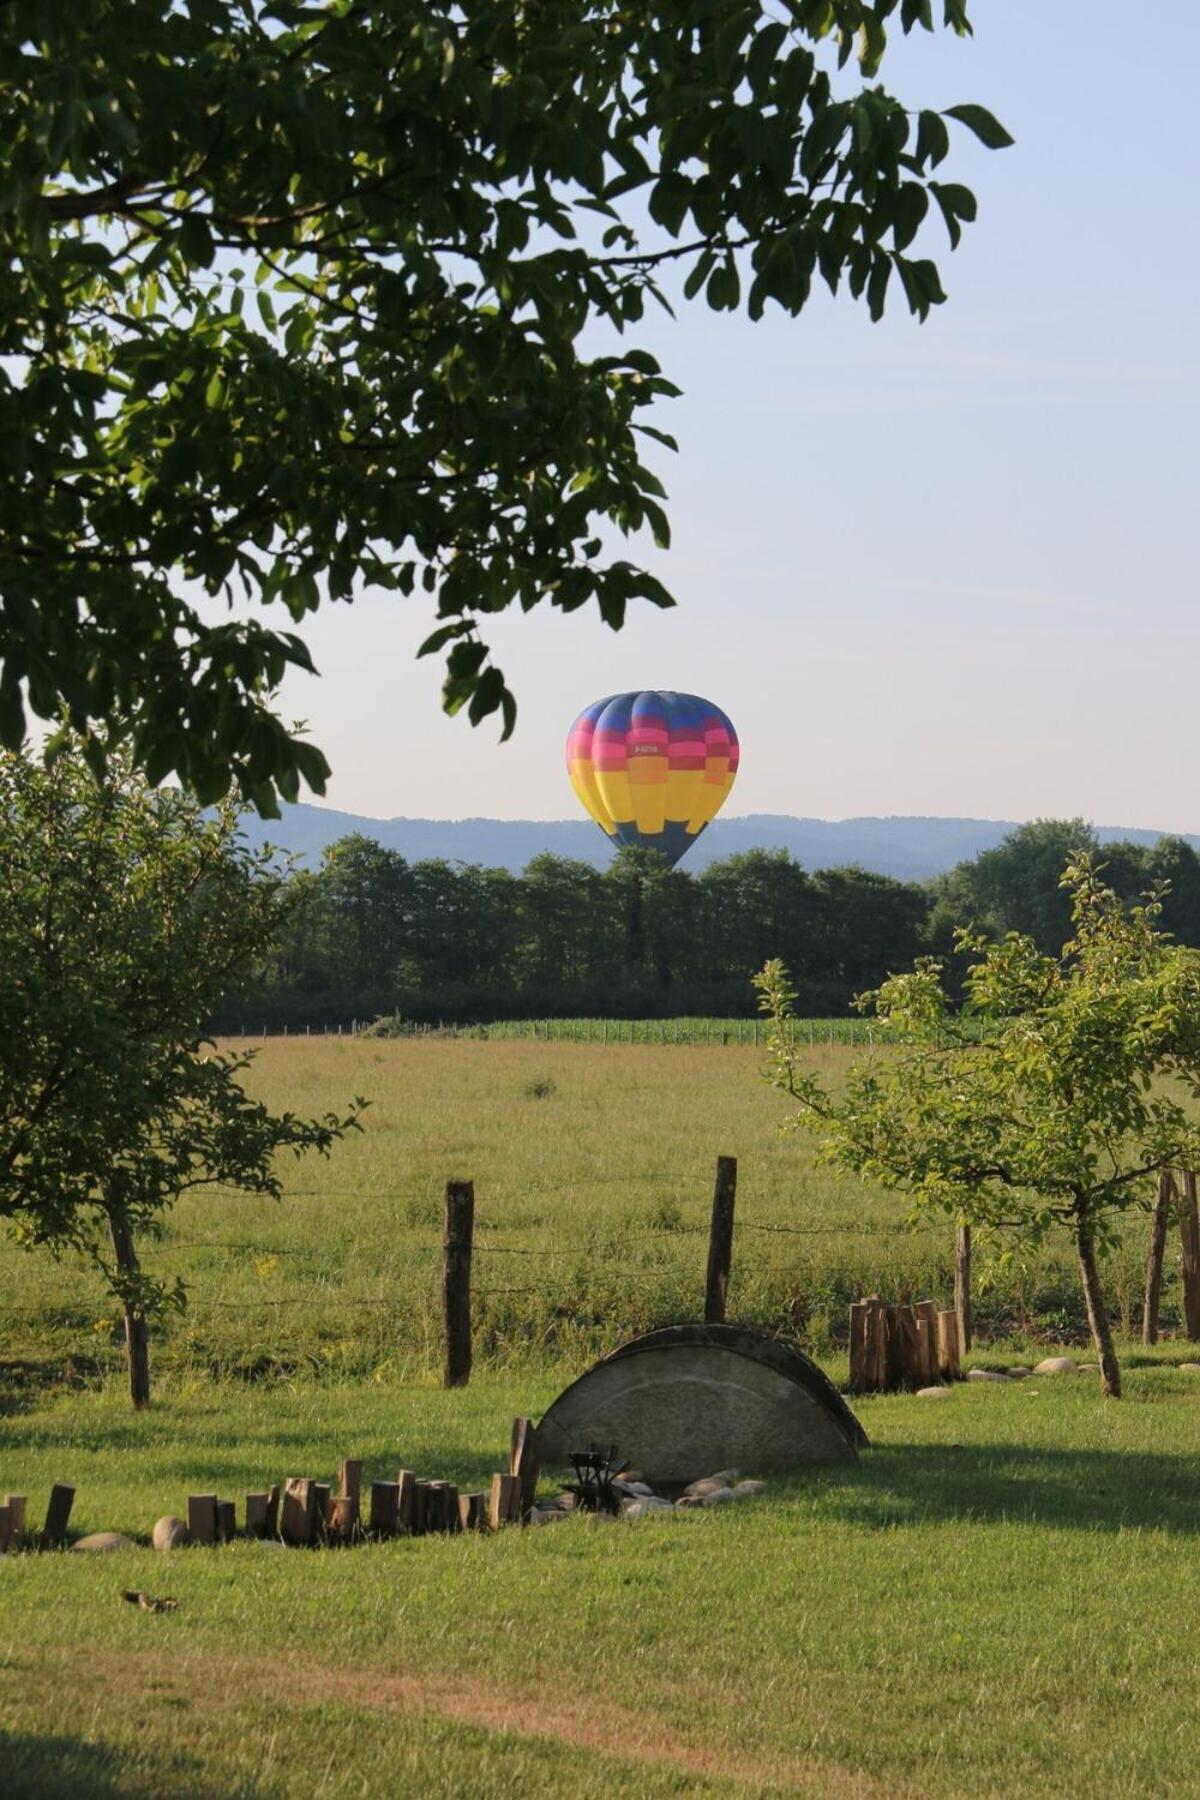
[0,0,1010,809]
[0,748,362,1407]
[755,859,1200,1397]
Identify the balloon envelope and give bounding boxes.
[566,690,739,867]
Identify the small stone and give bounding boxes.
[700,1487,736,1506]
[704,1468,742,1486]
[680,1477,727,1500]
[70,1532,135,1553]
[1007,1367,1032,1379]
[916,1385,953,1399]
[1034,1357,1080,1375]
[965,1368,1010,1382]
[621,1481,656,1497]
[1076,1362,1100,1373]
[624,1499,675,1519]
[152,1516,189,1552]
[1178,1362,1200,1373]
[529,1506,570,1525]
[730,1481,767,1499]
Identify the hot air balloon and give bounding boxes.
[566,691,739,868]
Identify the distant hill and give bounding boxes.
[235,807,1200,882]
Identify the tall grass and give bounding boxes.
[0,1038,1174,1388]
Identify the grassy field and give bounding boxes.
[0,1037,1185,1392]
[5,1038,1200,1794]
[5,1370,1200,1795]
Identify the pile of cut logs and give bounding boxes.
[1,1418,542,1551]
[0,1484,72,1551]
[849,1296,961,1393]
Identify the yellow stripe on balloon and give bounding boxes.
[628,756,667,835]
[569,757,615,833]
[664,767,704,825]
[595,767,635,824]
[686,760,734,832]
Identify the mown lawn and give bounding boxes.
[4,1368,1200,1796]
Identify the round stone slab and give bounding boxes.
[536,1323,866,1484]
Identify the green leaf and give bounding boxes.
[943,104,1015,151]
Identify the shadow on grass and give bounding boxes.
[812,1441,1200,1536]
[0,1731,226,1799]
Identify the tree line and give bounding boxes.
[223,817,1200,1029]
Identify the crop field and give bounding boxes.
[0,1037,1183,1394]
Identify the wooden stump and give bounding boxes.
[397,1470,417,1534]
[328,1495,358,1543]
[510,1417,541,1520]
[244,1493,271,1538]
[42,1483,75,1546]
[914,1300,939,1385]
[458,1492,488,1531]
[4,1495,26,1546]
[937,1309,961,1380]
[0,1502,10,1553]
[187,1494,218,1546]
[488,1472,519,1531]
[216,1500,236,1544]
[281,1478,317,1545]
[369,1480,399,1537]
[338,1460,362,1508]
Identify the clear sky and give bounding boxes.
[256,2,1200,829]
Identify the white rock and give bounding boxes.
[965,1368,1010,1382]
[624,1498,674,1519]
[1178,1362,1200,1373]
[700,1487,736,1507]
[730,1480,767,1498]
[152,1515,189,1552]
[70,1532,135,1553]
[1007,1367,1032,1379]
[704,1468,742,1487]
[1034,1357,1080,1375]
[916,1385,953,1399]
[1076,1362,1100,1373]
[619,1480,656,1497]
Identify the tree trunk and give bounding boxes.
[954,1223,972,1352]
[1142,1169,1174,1345]
[1179,1170,1200,1341]
[1076,1217,1121,1398]
[107,1207,150,1409]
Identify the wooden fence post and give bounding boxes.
[954,1223,973,1352]
[1143,1169,1174,1344]
[704,1156,737,1324]
[1180,1170,1200,1340]
[442,1179,475,1387]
